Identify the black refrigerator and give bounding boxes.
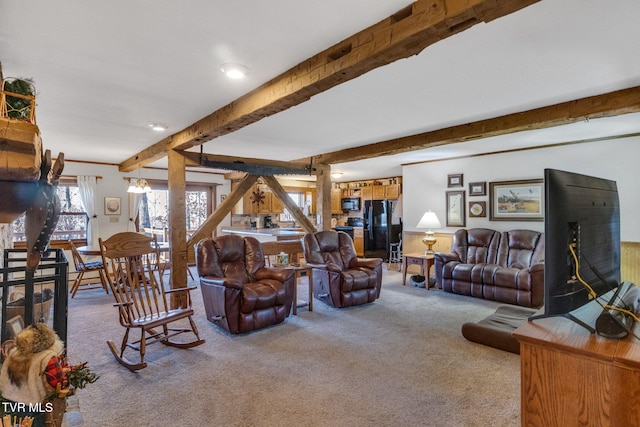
[364,199,402,260]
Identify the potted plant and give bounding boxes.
[2,77,36,121]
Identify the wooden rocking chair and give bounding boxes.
[99,232,205,371]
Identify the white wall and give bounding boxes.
[402,137,640,241]
[60,162,230,239]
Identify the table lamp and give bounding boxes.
[416,211,441,254]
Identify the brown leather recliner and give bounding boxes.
[196,235,295,334]
[302,230,383,308]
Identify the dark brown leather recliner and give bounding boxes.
[302,230,383,308]
[196,235,295,334]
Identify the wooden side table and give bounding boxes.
[402,252,435,288]
[280,263,313,315]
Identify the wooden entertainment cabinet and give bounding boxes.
[514,302,640,426]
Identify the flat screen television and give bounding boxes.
[529,168,621,333]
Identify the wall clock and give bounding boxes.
[469,201,486,218]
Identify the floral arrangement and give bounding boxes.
[44,357,99,401]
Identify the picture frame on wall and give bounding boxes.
[104,197,121,215]
[469,201,486,218]
[468,181,486,196]
[447,173,463,188]
[446,190,466,227]
[489,179,544,221]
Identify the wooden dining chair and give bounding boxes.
[99,232,205,371]
[69,240,109,298]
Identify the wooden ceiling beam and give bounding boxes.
[178,151,318,176]
[118,0,539,172]
[308,86,640,165]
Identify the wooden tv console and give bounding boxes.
[513,301,640,427]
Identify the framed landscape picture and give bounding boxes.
[489,179,544,221]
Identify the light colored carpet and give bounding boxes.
[66,268,521,427]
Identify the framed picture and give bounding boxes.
[6,315,24,339]
[469,201,486,218]
[446,190,466,227]
[489,179,544,221]
[104,197,121,215]
[447,173,463,188]
[468,181,486,196]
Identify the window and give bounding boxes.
[12,184,88,242]
[138,182,214,240]
[279,192,306,222]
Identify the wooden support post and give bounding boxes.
[167,149,188,308]
[315,164,331,231]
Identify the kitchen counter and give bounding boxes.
[221,227,306,242]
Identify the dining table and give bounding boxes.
[76,242,170,256]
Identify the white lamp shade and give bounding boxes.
[416,211,441,230]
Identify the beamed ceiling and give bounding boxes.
[1,0,639,181]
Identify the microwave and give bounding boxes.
[341,197,360,211]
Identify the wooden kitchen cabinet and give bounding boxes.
[243,185,284,214]
[385,184,401,199]
[360,187,373,201]
[371,184,401,200]
[331,188,343,214]
[353,227,364,256]
[372,185,386,200]
[269,192,284,214]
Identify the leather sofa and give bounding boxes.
[302,230,383,308]
[196,235,295,334]
[434,228,544,308]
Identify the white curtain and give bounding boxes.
[77,176,100,246]
[128,193,143,231]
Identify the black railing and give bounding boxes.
[1,248,68,344]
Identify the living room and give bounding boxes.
[2,1,640,426]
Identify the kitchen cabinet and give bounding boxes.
[353,227,364,256]
[372,185,386,200]
[243,185,284,214]
[360,187,373,202]
[385,184,401,199]
[336,177,402,202]
[331,188,343,214]
[371,184,401,200]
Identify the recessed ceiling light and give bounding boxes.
[331,172,344,179]
[148,123,168,132]
[220,63,250,79]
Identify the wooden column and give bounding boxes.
[316,164,331,231]
[167,148,188,307]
